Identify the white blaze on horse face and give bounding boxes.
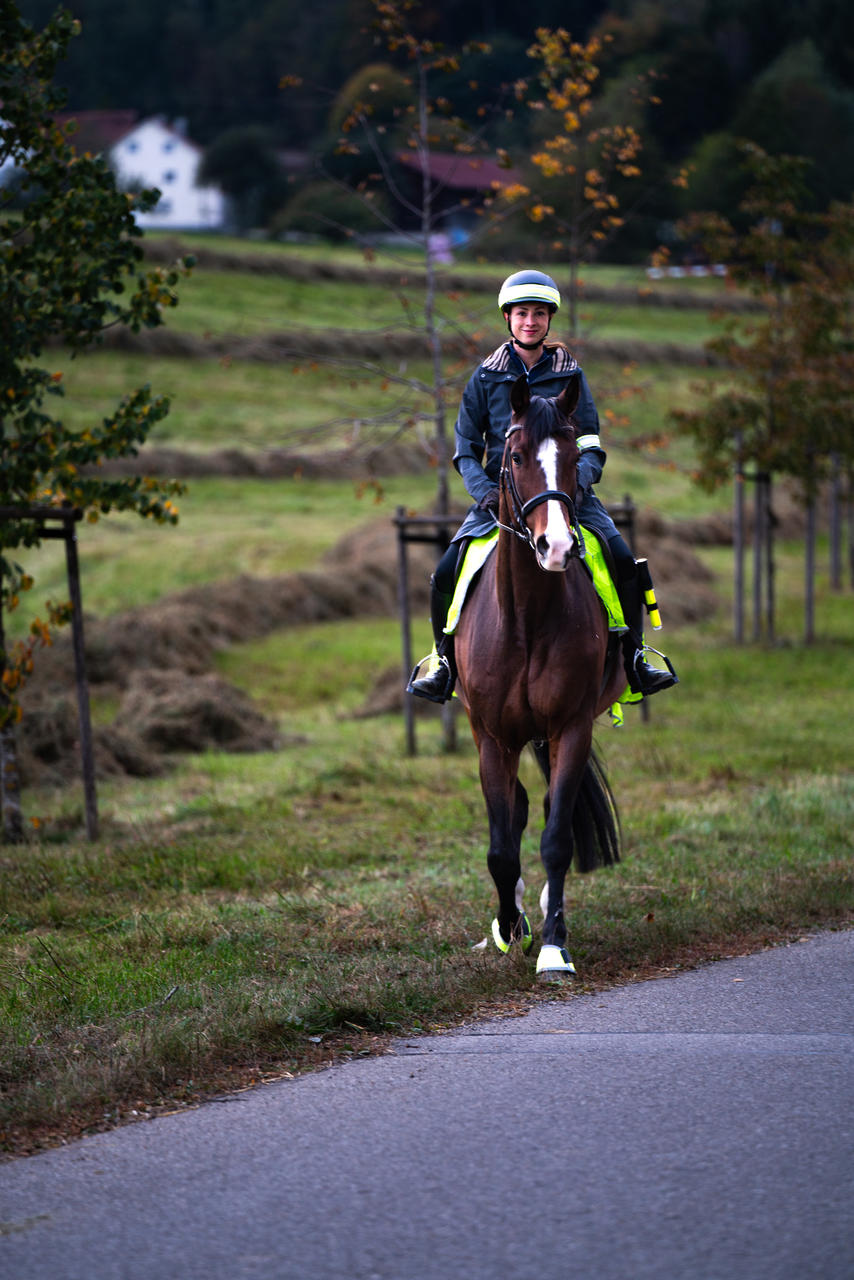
[535,438,575,571]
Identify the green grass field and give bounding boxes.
[159,268,725,348]
[1,243,851,1156]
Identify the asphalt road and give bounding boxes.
[2,929,852,1280]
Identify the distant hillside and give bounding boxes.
[15,0,854,243]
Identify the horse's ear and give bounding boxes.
[509,374,530,420]
[556,372,581,421]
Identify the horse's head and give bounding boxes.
[502,373,582,572]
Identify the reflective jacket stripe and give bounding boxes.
[576,433,601,451]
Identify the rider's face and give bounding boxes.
[507,303,552,346]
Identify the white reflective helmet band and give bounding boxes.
[499,282,561,310]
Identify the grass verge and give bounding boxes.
[1,605,851,1158]
[1,243,848,1156]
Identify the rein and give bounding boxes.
[498,424,586,559]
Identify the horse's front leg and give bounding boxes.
[537,728,592,976]
[476,734,531,951]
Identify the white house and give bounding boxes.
[47,111,225,231]
[109,116,226,231]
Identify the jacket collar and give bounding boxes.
[481,341,579,376]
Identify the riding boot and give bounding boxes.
[406,581,457,703]
[617,565,678,697]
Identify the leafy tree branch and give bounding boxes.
[0,1,192,718]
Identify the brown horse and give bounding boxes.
[455,373,625,977]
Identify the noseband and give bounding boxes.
[498,423,586,558]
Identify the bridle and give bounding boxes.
[497,423,586,559]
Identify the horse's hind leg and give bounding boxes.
[531,739,551,822]
[477,736,529,949]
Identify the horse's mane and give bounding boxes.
[521,394,577,452]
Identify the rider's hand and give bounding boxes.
[476,487,500,516]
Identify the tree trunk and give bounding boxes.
[416,55,454,751]
[764,472,775,644]
[805,488,816,644]
[751,472,776,642]
[417,56,449,520]
[733,434,745,643]
[752,473,764,641]
[567,233,580,343]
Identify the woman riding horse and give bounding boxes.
[453,372,627,973]
[407,268,678,703]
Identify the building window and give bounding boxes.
[162,170,177,184]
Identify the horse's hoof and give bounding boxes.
[491,913,533,955]
[536,944,577,978]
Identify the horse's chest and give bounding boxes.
[523,615,601,703]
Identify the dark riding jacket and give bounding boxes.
[450,341,617,545]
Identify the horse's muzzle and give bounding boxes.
[535,527,577,572]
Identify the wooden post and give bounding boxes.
[764,473,775,645]
[829,456,842,591]
[751,471,775,643]
[0,582,24,844]
[0,505,99,840]
[441,696,458,753]
[733,435,745,643]
[396,507,417,758]
[64,517,99,840]
[394,510,462,757]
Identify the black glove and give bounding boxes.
[476,487,500,516]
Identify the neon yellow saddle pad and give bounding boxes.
[444,527,627,636]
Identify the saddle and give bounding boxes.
[444,527,641,725]
[444,525,628,637]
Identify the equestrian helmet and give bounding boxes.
[498,269,561,314]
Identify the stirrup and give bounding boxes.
[632,645,678,695]
[406,653,454,704]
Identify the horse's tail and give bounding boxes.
[572,749,621,871]
[532,742,621,872]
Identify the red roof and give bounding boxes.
[396,149,522,191]
[55,110,139,154]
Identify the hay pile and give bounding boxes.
[116,671,283,755]
[93,440,432,481]
[17,517,437,785]
[17,498,719,784]
[17,692,164,788]
[95,321,721,369]
[351,512,720,721]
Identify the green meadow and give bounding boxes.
[1,245,851,1155]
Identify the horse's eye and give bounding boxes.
[510,452,522,466]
